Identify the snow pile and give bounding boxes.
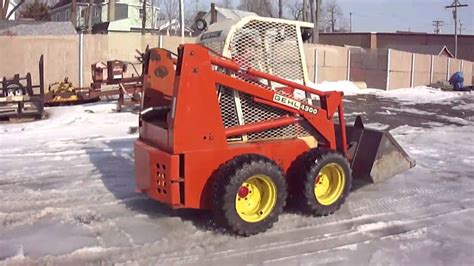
[306,80,374,96]
[1,102,138,150]
[372,86,470,105]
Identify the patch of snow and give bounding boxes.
[452,103,474,110]
[372,86,470,105]
[421,121,445,127]
[364,122,389,130]
[306,81,375,96]
[356,220,409,233]
[382,107,437,116]
[437,115,471,125]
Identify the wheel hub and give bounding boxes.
[314,163,345,206]
[235,175,277,223]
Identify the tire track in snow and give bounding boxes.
[108,200,474,264]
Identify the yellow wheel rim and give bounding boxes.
[314,163,345,206]
[235,174,277,223]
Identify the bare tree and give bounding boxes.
[1,0,26,20]
[239,0,274,17]
[220,0,233,8]
[162,0,179,34]
[324,0,344,32]
[302,0,307,21]
[286,1,303,20]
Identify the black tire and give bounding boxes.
[293,148,352,216]
[212,154,287,236]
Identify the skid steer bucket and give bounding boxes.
[345,117,416,183]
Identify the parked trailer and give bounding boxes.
[0,55,44,121]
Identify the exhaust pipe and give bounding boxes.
[344,116,416,183]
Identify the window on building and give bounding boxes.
[94,7,100,17]
[80,8,85,18]
[139,8,144,19]
[65,10,70,20]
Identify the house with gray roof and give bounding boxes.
[0,21,77,36]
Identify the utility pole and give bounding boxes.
[278,0,283,18]
[87,0,93,33]
[310,0,315,28]
[432,20,444,34]
[314,0,320,42]
[445,0,468,58]
[141,0,147,35]
[349,12,352,32]
[179,0,184,41]
[71,0,77,29]
[459,20,464,34]
[329,7,336,32]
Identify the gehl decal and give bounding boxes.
[273,94,318,115]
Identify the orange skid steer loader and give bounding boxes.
[134,44,415,236]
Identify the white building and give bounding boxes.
[49,0,159,32]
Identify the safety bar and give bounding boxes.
[209,56,329,97]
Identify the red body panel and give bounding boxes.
[135,138,310,209]
[135,140,181,207]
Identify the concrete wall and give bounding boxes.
[0,34,194,88]
[0,35,80,89]
[413,54,431,87]
[388,50,412,90]
[2,35,472,92]
[304,44,349,83]
[319,33,372,50]
[461,61,473,86]
[448,58,462,78]
[432,56,448,84]
[350,49,388,89]
[319,32,474,62]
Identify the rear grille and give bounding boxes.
[155,163,168,195]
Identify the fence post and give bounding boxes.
[386,49,391,90]
[446,57,450,81]
[346,48,351,81]
[313,48,318,83]
[79,32,84,88]
[158,35,163,48]
[410,53,415,88]
[430,55,434,84]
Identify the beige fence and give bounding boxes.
[387,50,472,90]
[1,34,472,91]
[0,33,194,88]
[350,49,389,89]
[304,44,349,83]
[303,44,473,90]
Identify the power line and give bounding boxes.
[432,20,444,34]
[445,0,469,58]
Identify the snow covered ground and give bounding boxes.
[1,87,473,265]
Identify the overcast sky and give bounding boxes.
[197,0,473,35]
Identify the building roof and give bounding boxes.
[390,45,454,57]
[213,7,257,20]
[51,0,103,9]
[156,19,193,33]
[0,21,77,36]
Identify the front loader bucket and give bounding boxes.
[345,117,416,183]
